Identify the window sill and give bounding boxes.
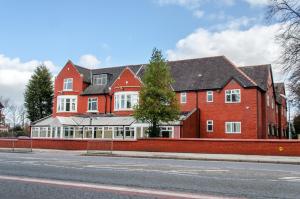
[114,109,134,111]
[87,110,98,113]
[225,132,241,134]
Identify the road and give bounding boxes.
[0,150,299,199]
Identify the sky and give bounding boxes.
[0,0,285,106]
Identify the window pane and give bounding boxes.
[127,95,131,108]
[226,94,231,102]
[66,99,70,111]
[121,94,125,108]
[226,123,232,133]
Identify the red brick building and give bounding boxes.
[31,56,288,139]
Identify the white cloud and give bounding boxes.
[78,54,101,68]
[0,54,57,105]
[244,0,270,6]
[157,0,205,18]
[193,10,204,18]
[166,23,285,82]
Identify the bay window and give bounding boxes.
[114,92,139,111]
[57,96,77,112]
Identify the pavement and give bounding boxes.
[0,150,300,198]
[85,150,300,165]
[1,147,300,164]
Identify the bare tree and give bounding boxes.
[267,0,300,108]
[0,96,27,128]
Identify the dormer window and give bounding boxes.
[63,78,73,91]
[93,74,108,85]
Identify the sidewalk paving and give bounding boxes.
[2,148,300,165]
[85,150,300,165]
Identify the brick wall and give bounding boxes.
[1,138,300,156]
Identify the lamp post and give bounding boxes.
[280,94,292,139]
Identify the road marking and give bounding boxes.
[279,177,300,182]
[0,175,242,199]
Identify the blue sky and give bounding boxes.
[0,0,268,67]
[0,0,281,105]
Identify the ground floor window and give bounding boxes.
[32,127,39,137]
[40,127,48,137]
[207,120,213,132]
[84,127,93,138]
[31,125,176,139]
[63,126,74,138]
[225,122,241,134]
[160,126,173,138]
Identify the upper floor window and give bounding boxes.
[207,91,213,102]
[114,92,139,111]
[225,89,240,103]
[267,95,270,107]
[63,78,73,91]
[225,122,241,134]
[93,74,108,85]
[88,98,98,112]
[180,92,187,104]
[57,95,77,112]
[207,120,213,132]
[271,98,274,109]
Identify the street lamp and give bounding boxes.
[280,94,292,139]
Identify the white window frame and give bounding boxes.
[225,89,241,103]
[63,78,73,91]
[225,122,241,134]
[206,120,213,132]
[271,98,274,109]
[114,91,139,111]
[180,92,187,104]
[206,91,213,102]
[267,95,270,107]
[57,95,77,112]
[88,97,98,112]
[93,74,108,85]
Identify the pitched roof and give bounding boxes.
[74,65,91,83]
[72,56,274,95]
[239,64,271,91]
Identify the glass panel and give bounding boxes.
[75,127,83,138]
[127,95,131,108]
[121,95,125,109]
[95,127,103,138]
[226,123,232,133]
[66,99,70,111]
[84,127,93,138]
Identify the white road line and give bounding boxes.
[279,177,300,182]
[0,175,242,199]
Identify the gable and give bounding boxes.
[111,67,142,93]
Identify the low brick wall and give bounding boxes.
[1,138,300,156]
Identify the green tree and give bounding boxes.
[24,65,53,122]
[134,48,180,137]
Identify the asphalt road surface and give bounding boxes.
[0,150,299,199]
